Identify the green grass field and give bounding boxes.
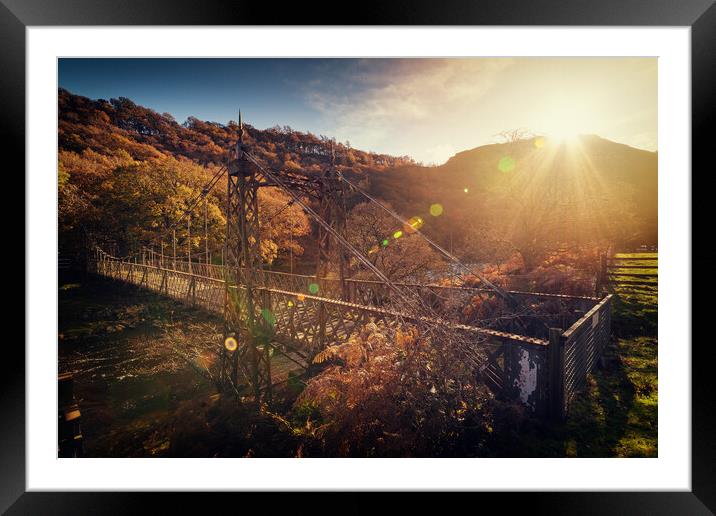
[568,251,657,456]
[610,252,657,336]
[496,252,658,457]
[561,336,657,457]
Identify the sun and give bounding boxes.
[551,132,579,145]
[545,124,581,144]
[538,100,596,145]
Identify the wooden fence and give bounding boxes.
[596,252,658,295]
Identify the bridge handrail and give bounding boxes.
[234,284,548,346]
[93,250,598,304]
[244,267,601,302]
[94,256,547,346]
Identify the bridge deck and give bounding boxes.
[90,254,603,415]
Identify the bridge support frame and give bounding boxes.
[314,150,350,351]
[222,123,272,402]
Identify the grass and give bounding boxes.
[61,259,658,457]
[488,335,658,457]
[59,277,223,457]
[559,252,657,456]
[493,252,658,457]
[610,252,657,337]
[558,252,657,456]
[561,336,657,457]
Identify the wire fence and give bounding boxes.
[90,249,612,419]
[549,294,613,419]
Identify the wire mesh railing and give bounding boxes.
[90,249,612,419]
[549,294,613,420]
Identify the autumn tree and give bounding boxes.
[92,156,226,257]
[258,188,310,265]
[345,201,446,282]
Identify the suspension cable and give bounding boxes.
[98,165,227,262]
[243,151,427,314]
[337,173,516,306]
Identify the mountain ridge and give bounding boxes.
[58,89,657,253]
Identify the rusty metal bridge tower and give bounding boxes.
[315,145,349,298]
[220,114,351,402]
[222,112,272,400]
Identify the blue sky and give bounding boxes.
[59,58,657,164]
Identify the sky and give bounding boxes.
[59,57,657,165]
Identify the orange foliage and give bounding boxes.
[295,323,493,456]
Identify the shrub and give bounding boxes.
[293,322,495,456]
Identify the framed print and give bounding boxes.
[5,0,715,512]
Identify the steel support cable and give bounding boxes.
[169,165,227,233]
[242,152,489,372]
[335,172,537,355]
[261,198,297,228]
[243,151,428,316]
[337,173,515,306]
[96,165,227,262]
[249,159,471,338]
[95,151,492,372]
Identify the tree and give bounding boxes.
[60,154,224,258]
[346,201,446,282]
[295,323,495,456]
[258,188,310,265]
[493,127,534,144]
[476,135,628,271]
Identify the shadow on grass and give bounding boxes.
[612,289,658,338]
[487,337,657,458]
[561,337,657,457]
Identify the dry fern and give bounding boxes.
[294,322,492,456]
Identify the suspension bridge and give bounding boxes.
[88,114,612,419]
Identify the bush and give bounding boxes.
[292,322,495,457]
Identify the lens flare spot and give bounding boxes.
[224,336,238,352]
[404,216,424,234]
[429,203,444,217]
[498,156,515,172]
[297,293,305,301]
[287,300,294,307]
[463,187,469,193]
[534,136,545,149]
[382,238,390,247]
[368,245,380,255]
[393,230,403,239]
[261,308,276,327]
[308,283,319,295]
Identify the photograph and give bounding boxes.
[56,56,659,459]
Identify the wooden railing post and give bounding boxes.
[502,339,513,398]
[190,276,196,307]
[595,252,608,296]
[548,327,565,421]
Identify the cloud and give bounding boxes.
[301,59,512,158]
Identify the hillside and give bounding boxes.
[59,88,415,173]
[369,135,657,256]
[58,89,657,264]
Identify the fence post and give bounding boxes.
[548,327,565,421]
[503,339,514,398]
[595,252,608,296]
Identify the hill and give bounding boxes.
[58,88,415,173]
[58,88,657,267]
[368,135,657,259]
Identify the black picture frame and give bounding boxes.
[4,0,714,512]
